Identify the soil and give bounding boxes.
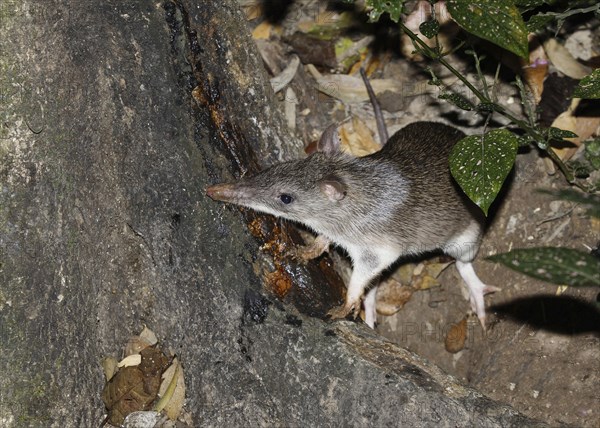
[246,3,600,427]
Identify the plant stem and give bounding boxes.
[555,3,600,21]
[398,21,576,184]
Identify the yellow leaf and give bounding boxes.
[156,358,186,420]
[252,21,272,40]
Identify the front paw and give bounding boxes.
[286,246,313,264]
[327,300,360,321]
[287,235,330,263]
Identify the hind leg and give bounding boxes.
[363,287,378,329]
[455,260,500,329]
[445,222,500,329]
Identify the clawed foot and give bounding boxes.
[470,284,502,331]
[288,235,330,263]
[327,300,360,321]
[455,260,501,331]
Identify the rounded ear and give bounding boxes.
[317,124,341,156]
[319,177,346,201]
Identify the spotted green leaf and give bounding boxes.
[364,0,406,22]
[487,247,600,287]
[514,0,553,8]
[439,92,474,110]
[419,19,440,38]
[446,0,529,58]
[548,127,578,140]
[526,13,555,32]
[450,129,519,215]
[573,69,600,99]
[584,139,600,170]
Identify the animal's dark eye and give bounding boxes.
[279,194,294,204]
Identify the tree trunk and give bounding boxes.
[0,1,538,426]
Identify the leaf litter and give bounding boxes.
[100,327,189,427]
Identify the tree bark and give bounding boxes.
[0,1,539,426]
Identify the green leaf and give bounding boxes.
[487,247,600,287]
[476,102,499,113]
[548,127,578,140]
[526,13,555,32]
[514,0,547,7]
[538,189,600,218]
[439,92,474,110]
[573,69,600,99]
[446,0,529,58]
[450,129,519,215]
[584,138,600,170]
[365,0,405,23]
[419,19,440,38]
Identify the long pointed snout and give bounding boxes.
[205,183,239,202]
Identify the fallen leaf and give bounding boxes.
[286,32,337,69]
[592,217,600,233]
[376,278,414,316]
[521,37,548,104]
[240,0,261,20]
[412,261,453,290]
[314,74,403,103]
[125,331,157,357]
[390,263,416,285]
[550,98,600,161]
[339,118,381,157]
[101,330,181,426]
[284,87,298,130]
[445,316,468,353]
[376,259,451,317]
[102,366,157,426]
[156,358,186,420]
[544,39,591,80]
[139,346,170,378]
[102,356,119,382]
[139,326,158,347]
[335,36,373,72]
[271,55,300,93]
[252,21,273,40]
[118,354,142,368]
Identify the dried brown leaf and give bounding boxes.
[521,38,548,104]
[544,39,591,80]
[252,21,273,40]
[102,366,156,426]
[124,337,152,357]
[412,261,453,290]
[445,316,468,353]
[552,98,581,161]
[376,278,415,316]
[339,118,381,157]
[390,263,417,285]
[139,346,170,378]
[287,33,337,69]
